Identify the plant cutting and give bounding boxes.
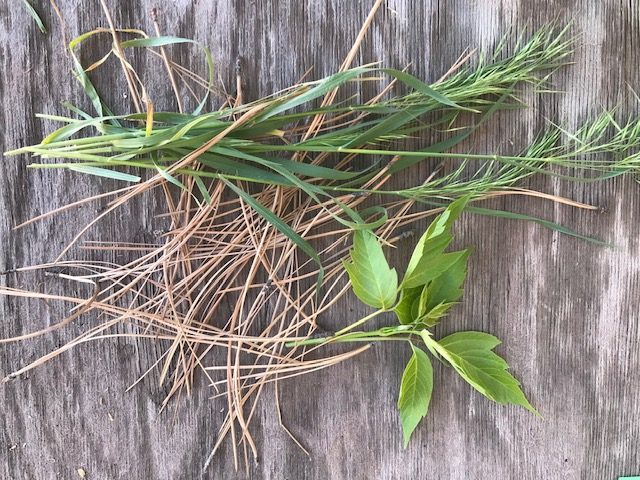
[288,196,536,445]
[2,6,640,469]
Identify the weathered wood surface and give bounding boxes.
[1,1,639,479]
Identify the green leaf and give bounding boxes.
[381,68,464,110]
[411,248,471,326]
[154,162,187,190]
[402,249,468,289]
[403,196,469,286]
[398,345,433,447]
[41,115,126,144]
[193,176,212,204]
[423,249,470,312]
[396,247,468,326]
[261,68,367,120]
[394,286,421,324]
[418,330,440,359]
[416,300,457,326]
[343,230,398,309]
[120,36,196,48]
[429,332,537,414]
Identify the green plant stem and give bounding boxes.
[286,325,421,348]
[286,334,411,348]
[334,309,387,336]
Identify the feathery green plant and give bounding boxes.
[6,26,639,226]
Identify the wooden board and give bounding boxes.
[1,1,639,478]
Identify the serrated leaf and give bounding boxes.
[343,230,398,309]
[404,232,453,282]
[398,345,433,447]
[431,331,537,414]
[422,249,470,314]
[419,301,457,325]
[402,249,468,289]
[402,196,469,287]
[394,286,421,324]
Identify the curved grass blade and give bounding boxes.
[381,68,465,110]
[259,67,368,120]
[467,206,610,246]
[22,0,46,33]
[119,36,215,115]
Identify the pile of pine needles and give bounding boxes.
[3,1,640,472]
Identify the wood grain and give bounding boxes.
[1,1,639,479]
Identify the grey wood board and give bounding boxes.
[1,1,639,479]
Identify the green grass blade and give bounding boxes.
[193,176,212,204]
[259,67,367,120]
[22,0,46,33]
[381,68,465,110]
[120,36,196,48]
[153,161,187,190]
[467,206,610,246]
[68,165,141,182]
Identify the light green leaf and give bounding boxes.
[429,331,537,414]
[394,286,421,324]
[343,230,398,309]
[260,68,367,120]
[402,196,469,287]
[422,249,470,313]
[120,36,196,48]
[418,330,440,359]
[381,68,464,109]
[154,162,187,190]
[410,248,471,326]
[398,345,433,447]
[402,249,468,289]
[193,176,212,204]
[417,300,458,325]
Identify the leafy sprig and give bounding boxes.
[290,197,536,446]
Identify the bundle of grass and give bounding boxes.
[3,2,640,472]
